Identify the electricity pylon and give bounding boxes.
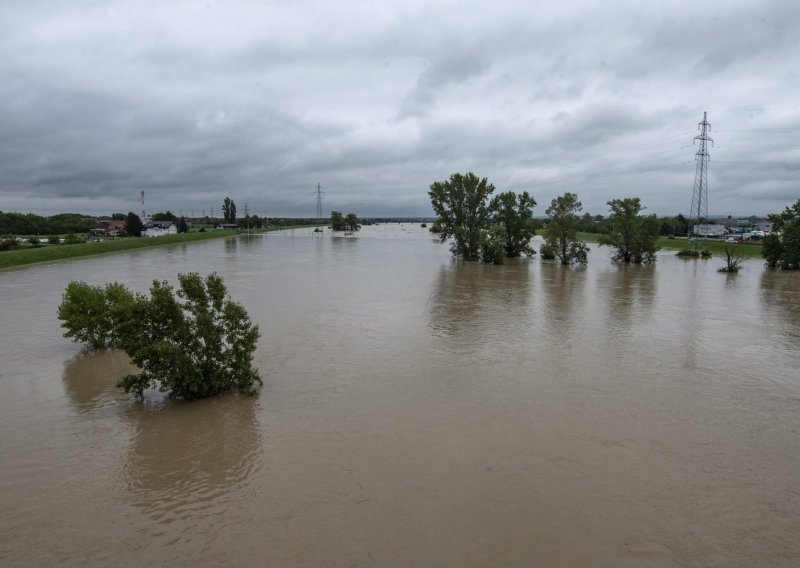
[688,111,713,251]
[314,183,324,222]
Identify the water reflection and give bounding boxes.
[62,349,136,413]
[600,264,656,336]
[540,263,587,344]
[429,260,531,358]
[122,395,261,525]
[224,237,238,254]
[760,270,800,348]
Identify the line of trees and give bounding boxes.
[0,211,96,235]
[429,173,662,266]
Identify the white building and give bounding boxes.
[692,224,725,237]
[142,221,178,237]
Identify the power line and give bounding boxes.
[713,128,800,132]
[530,161,694,191]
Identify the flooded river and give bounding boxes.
[1,225,799,567]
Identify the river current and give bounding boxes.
[1,225,798,567]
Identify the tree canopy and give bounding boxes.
[222,197,237,224]
[125,212,143,237]
[343,213,359,231]
[57,273,261,400]
[762,199,800,270]
[599,197,660,264]
[428,172,496,261]
[150,211,177,222]
[490,190,537,257]
[57,281,138,349]
[0,211,94,235]
[543,192,589,265]
[330,211,346,231]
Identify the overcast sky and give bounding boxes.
[1,0,799,218]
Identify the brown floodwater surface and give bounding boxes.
[1,225,799,567]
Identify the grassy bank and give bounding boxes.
[0,226,306,270]
[576,232,764,258]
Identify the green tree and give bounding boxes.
[111,212,126,220]
[178,216,189,233]
[57,282,138,349]
[125,212,143,237]
[116,273,261,400]
[762,199,800,270]
[543,192,589,265]
[599,197,660,264]
[330,211,347,231]
[479,224,507,264]
[151,211,178,222]
[345,213,360,231]
[428,172,495,261]
[490,191,537,257]
[222,197,237,223]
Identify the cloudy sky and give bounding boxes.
[1,0,799,218]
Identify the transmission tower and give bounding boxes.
[314,183,324,221]
[688,111,714,250]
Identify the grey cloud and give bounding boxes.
[1,1,799,218]
[398,49,493,119]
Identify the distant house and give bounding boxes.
[754,221,774,233]
[94,219,127,238]
[142,220,177,237]
[215,223,239,230]
[692,224,725,237]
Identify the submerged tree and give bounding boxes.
[57,281,138,349]
[330,210,347,231]
[762,199,800,270]
[479,224,507,264]
[599,197,660,264]
[116,273,261,400]
[719,244,745,273]
[490,191,537,257]
[345,213,360,231]
[429,172,496,261]
[543,192,589,265]
[57,273,261,400]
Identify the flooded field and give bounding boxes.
[1,225,799,567]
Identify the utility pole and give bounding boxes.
[688,111,713,251]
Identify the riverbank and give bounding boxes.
[0,226,300,270]
[576,232,764,258]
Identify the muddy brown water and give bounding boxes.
[1,225,799,567]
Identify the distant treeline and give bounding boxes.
[0,211,715,238]
[576,213,691,236]
[0,212,96,235]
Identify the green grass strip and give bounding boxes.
[0,226,314,270]
[575,232,764,258]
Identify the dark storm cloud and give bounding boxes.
[1,0,798,217]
